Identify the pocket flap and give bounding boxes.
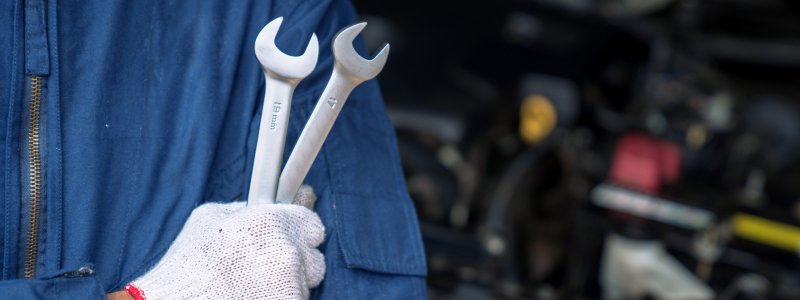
[333,192,427,276]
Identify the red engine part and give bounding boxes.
[608,133,682,193]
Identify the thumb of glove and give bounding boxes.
[292,184,317,210]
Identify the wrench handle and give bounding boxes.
[275,71,359,203]
[248,75,298,206]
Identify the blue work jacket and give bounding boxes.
[0,0,428,298]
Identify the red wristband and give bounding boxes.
[124,284,147,300]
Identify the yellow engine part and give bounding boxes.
[733,213,800,252]
[519,94,557,145]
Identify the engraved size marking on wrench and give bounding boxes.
[270,102,281,131]
[327,97,337,109]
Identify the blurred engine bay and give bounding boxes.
[353,0,800,299]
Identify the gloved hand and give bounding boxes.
[124,186,325,300]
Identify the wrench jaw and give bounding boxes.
[255,16,320,83]
[332,22,391,83]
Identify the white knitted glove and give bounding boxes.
[125,186,325,300]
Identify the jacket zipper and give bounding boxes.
[24,75,44,279]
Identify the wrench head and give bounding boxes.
[255,17,319,80]
[332,22,390,82]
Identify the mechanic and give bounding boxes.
[0,0,427,299]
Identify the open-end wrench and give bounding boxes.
[249,17,319,206]
[274,22,390,204]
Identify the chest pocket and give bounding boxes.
[319,90,427,276]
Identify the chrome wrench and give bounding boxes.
[249,17,319,206]
[275,22,390,203]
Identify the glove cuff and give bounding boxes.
[124,284,147,300]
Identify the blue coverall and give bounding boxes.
[0,0,428,298]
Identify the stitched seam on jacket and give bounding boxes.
[47,0,65,272]
[54,277,59,300]
[400,193,425,266]
[113,1,153,284]
[335,231,350,300]
[3,0,24,280]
